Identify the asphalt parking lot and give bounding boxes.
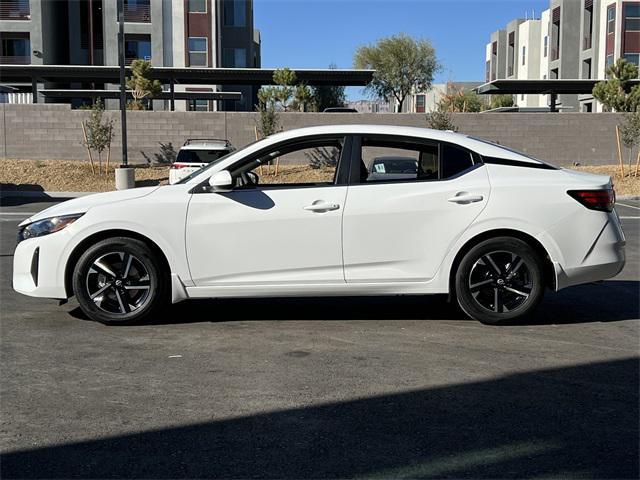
[0,197,638,479]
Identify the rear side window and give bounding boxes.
[357,136,475,183]
[441,144,474,179]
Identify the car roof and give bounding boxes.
[261,125,542,164]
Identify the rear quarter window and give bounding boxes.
[441,144,474,179]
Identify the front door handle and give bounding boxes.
[304,201,340,212]
[447,193,484,204]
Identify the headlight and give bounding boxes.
[17,214,84,244]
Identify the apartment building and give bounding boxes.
[485,0,640,112]
[0,0,261,111]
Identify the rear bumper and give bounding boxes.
[552,212,626,290]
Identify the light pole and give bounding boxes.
[118,0,128,166]
[115,0,134,189]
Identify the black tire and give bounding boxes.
[72,237,168,325]
[455,237,545,325]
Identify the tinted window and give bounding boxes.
[441,144,474,178]
[176,149,231,164]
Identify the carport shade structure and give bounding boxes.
[475,79,640,112]
[0,65,375,109]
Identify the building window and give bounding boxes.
[188,99,210,111]
[606,54,614,73]
[551,7,561,60]
[485,60,490,82]
[607,4,616,34]
[222,47,246,67]
[415,94,425,113]
[582,58,592,79]
[0,0,30,20]
[0,32,30,64]
[188,0,207,13]
[624,3,640,31]
[624,53,640,66]
[125,34,151,64]
[188,37,207,66]
[543,36,548,57]
[507,31,515,76]
[583,0,593,49]
[224,0,246,27]
[123,0,151,23]
[522,45,526,65]
[582,102,593,112]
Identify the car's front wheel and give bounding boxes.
[455,237,545,325]
[72,237,168,325]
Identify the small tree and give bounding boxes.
[82,98,113,173]
[593,59,640,112]
[354,33,439,113]
[256,90,280,139]
[439,87,487,113]
[490,94,515,109]
[426,106,458,132]
[619,111,640,175]
[126,59,162,110]
[310,63,346,111]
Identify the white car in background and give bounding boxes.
[13,125,625,326]
[168,138,234,184]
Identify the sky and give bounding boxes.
[254,0,550,100]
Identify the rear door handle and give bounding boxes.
[447,193,484,204]
[304,201,340,212]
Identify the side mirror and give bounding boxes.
[208,170,233,192]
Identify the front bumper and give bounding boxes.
[13,234,68,299]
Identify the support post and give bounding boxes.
[170,77,175,111]
[117,0,128,167]
[31,77,38,103]
[549,93,557,112]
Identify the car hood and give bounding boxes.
[21,187,160,226]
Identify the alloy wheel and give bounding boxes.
[468,250,534,314]
[85,251,152,315]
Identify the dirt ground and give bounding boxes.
[1,159,638,196]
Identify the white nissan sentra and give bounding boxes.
[13,125,625,325]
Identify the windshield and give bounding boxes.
[174,139,262,185]
[176,149,231,164]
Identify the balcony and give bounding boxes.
[0,0,30,20]
[123,2,150,23]
[551,47,559,61]
[583,36,592,50]
[0,55,30,64]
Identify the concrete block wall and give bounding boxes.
[0,104,628,166]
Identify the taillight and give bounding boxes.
[567,188,615,212]
[170,163,189,170]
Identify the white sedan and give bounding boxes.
[13,125,625,325]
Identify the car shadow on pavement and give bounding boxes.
[1,358,638,479]
[68,280,640,326]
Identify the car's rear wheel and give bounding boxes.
[72,237,168,325]
[455,237,545,325]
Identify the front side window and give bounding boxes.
[224,0,246,26]
[231,138,344,188]
[188,37,207,66]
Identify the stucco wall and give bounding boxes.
[0,104,628,166]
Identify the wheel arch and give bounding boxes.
[448,228,556,296]
[64,229,171,298]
